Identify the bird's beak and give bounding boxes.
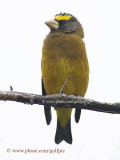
[45,19,59,30]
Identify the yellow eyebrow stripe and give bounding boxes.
[55,15,72,21]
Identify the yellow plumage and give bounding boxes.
[42,33,89,127]
[42,13,89,144]
[55,15,72,21]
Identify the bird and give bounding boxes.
[42,13,89,144]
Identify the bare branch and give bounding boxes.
[0,90,120,114]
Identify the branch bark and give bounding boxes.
[0,90,120,114]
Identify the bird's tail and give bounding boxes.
[55,119,72,144]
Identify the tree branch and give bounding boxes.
[0,90,120,114]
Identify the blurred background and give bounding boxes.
[0,0,120,159]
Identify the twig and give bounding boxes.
[60,75,71,93]
[0,90,120,114]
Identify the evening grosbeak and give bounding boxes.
[42,13,89,144]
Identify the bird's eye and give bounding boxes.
[59,20,66,24]
[62,20,66,23]
[61,20,66,23]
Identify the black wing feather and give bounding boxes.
[75,109,81,123]
[41,60,52,125]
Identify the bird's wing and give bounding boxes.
[75,109,81,123]
[41,60,52,125]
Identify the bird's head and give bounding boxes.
[45,13,84,38]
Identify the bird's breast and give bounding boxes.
[42,34,89,97]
